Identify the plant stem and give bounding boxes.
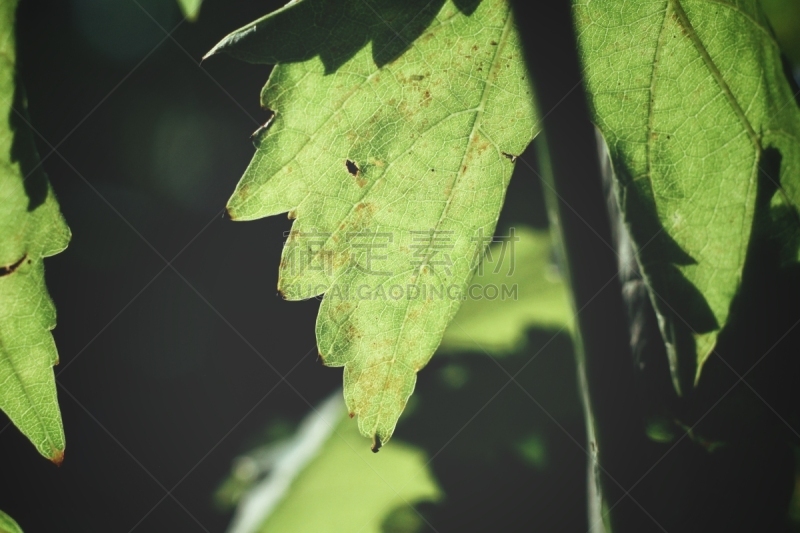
[510,2,657,531]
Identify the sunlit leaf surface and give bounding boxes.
[208,0,537,447]
[0,0,70,462]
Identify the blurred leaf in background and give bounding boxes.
[71,0,180,63]
[0,0,69,462]
[0,510,22,533]
[440,226,571,354]
[217,392,441,533]
[177,0,203,21]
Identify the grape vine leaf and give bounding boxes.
[176,0,202,21]
[0,510,23,533]
[221,393,440,533]
[206,0,537,448]
[575,0,800,390]
[440,226,572,354]
[0,0,70,462]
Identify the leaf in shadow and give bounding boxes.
[205,0,462,72]
[10,79,46,211]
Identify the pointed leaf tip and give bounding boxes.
[50,448,64,466]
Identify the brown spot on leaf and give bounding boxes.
[349,412,355,419]
[50,448,64,466]
[287,210,297,220]
[237,183,251,201]
[332,250,350,269]
[0,254,26,277]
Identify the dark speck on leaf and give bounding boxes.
[346,159,360,176]
[501,152,518,163]
[490,40,498,45]
[371,435,382,453]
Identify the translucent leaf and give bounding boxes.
[440,226,571,354]
[207,0,537,447]
[0,0,70,461]
[575,0,800,388]
[222,393,440,533]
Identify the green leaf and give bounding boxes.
[207,0,537,447]
[176,0,202,21]
[0,0,70,462]
[0,510,23,533]
[222,393,440,533]
[440,226,572,354]
[575,0,800,388]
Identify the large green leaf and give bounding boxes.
[0,510,23,533]
[207,0,537,447]
[0,0,70,462]
[575,0,800,389]
[440,226,572,354]
[220,393,440,533]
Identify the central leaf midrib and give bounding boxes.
[0,330,57,454]
[370,8,516,437]
[668,0,760,149]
